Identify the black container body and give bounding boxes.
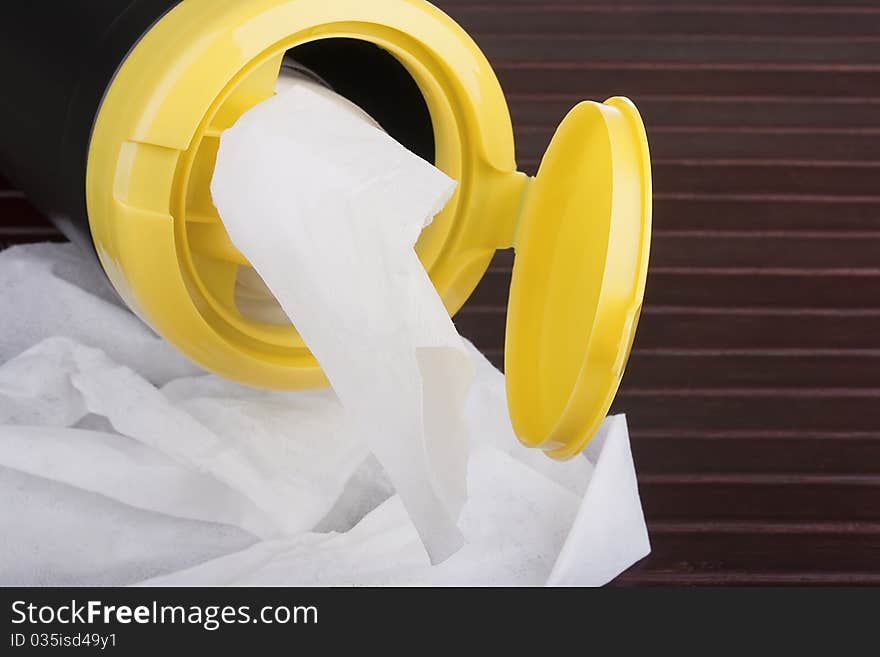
[0,1,435,255]
[0,0,179,250]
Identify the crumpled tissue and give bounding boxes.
[211,85,472,563]
[0,77,650,586]
[0,243,649,586]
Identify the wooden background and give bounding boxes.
[2,0,880,584]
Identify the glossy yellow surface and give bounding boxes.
[506,98,652,458]
[86,0,651,456]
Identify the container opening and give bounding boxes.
[286,38,436,164]
[227,38,438,327]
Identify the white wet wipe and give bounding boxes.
[140,416,647,587]
[211,85,472,563]
[0,465,255,587]
[0,243,201,386]
[0,329,649,585]
[1,154,651,583]
[0,337,366,540]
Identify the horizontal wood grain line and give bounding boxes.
[654,164,880,196]
[461,306,880,318]
[644,307,880,318]
[478,347,880,358]
[648,521,880,535]
[625,388,880,399]
[629,531,880,574]
[507,92,880,102]
[490,200,880,234]
[615,571,880,585]
[651,158,880,167]
[479,40,880,69]
[474,273,880,310]
[510,96,880,129]
[440,0,880,5]
[476,33,880,43]
[518,134,880,164]
[611,396,880,432]
[497,61,880,72]
[497,69,880,98]
[513,164,880,195]
[651,229,880,238]
[447,4,880,15]
[632,437,880,477]
[646,267,880,276]
[485,265,880,276]
[493,266,880,276]
[630,429,880,440]
[622,352,880,389]
[517,117,880,134]
[520,125,880,135]
[649,197,880,231]
[655,125,880,135]
[641,473,880,484]
[471,24,880,41]
[460,313,880,350]
[632,313,880,349]
[636,478,880,510]
[632,347,880,356]
[651,233,880,270]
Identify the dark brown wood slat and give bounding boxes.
[440,0,876,6]
[649,197,880,232]
[517,126,880,162]
[449,0,880,591]
[479,35,880,65]
[516,160,880,188]
[635,312,880,349]
[650,233,880,269]
[495,67,880,99]
[456,309,880,350]
[625,530,880,576]
[612,394,880,433]
[637,479,880,522]
[406,0,880,586]
[623,352,880,389]
[631,436,880,475]
[642,272,880,309]
[615,571,880,585]
[471,270,880,310]
[474,230,880,272]
[446,6,880,38]
[439,1,880,8]
[509,97,880,130]
[652,162,880,197]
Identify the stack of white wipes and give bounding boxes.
[0,243,649,586]
[0,84,650,586]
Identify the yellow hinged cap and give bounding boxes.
[504,97,652,459]
[84,0,651,460]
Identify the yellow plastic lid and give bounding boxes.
[505,97,652,460]
[85,0,650,460]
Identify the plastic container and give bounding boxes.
[0,0,652,458]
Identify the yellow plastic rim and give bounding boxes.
[86,0,526,389]
[86,0,652,459]
[505,97,652,459]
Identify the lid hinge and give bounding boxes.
[491,171,532,250]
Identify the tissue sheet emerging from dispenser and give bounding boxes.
[211,87,471,563]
